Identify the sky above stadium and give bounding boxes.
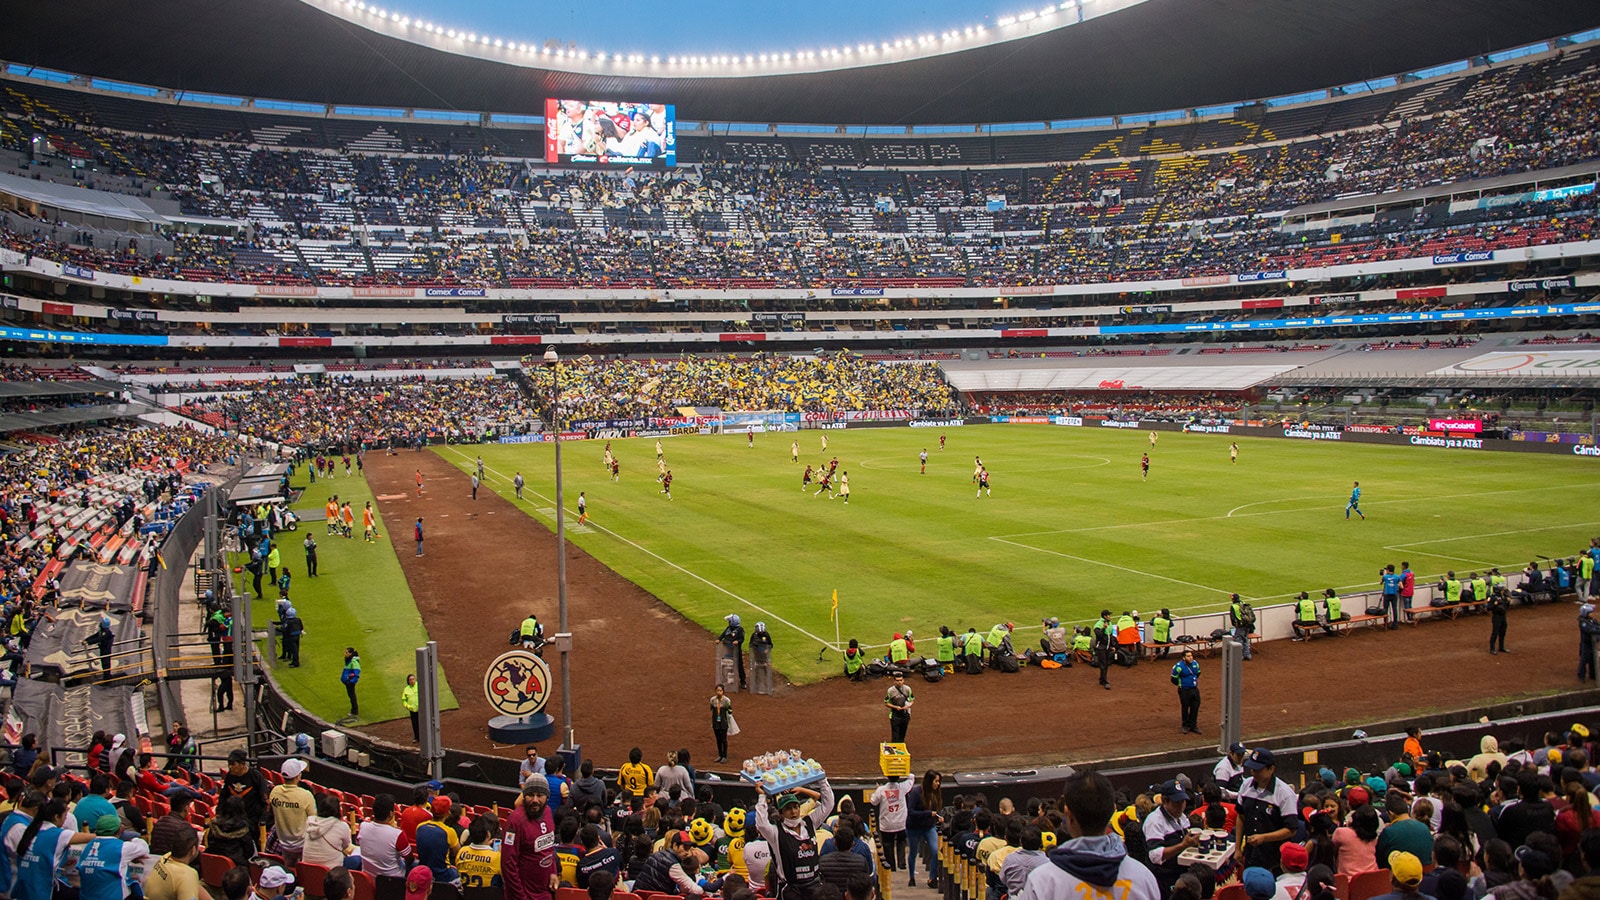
[394,0,1008,56]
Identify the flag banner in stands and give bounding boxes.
[545,99,675,167]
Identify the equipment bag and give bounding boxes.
[922,659,944,683]
[991,652,1020,673]
[864,660,890,678]
[1365,605,1385,616]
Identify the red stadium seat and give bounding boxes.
[200,853,237,888]
[1348,870,1393,900]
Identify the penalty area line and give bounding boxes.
[986,535,1236,597]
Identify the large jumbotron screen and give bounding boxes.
[544,99,677,167]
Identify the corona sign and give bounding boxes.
[483,651,552,718]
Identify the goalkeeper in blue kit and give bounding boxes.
[1346,481,1365,520]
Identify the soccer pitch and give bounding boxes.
[445,426,1600,683]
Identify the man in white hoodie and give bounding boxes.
[1019,772,1160,900]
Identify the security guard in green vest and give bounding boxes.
[1442,571,1463,605]
[935,627,958,672]
[843,638,866,681]
[1292,592,1319,641]
[1491,568,1509,595]
[889,633,910,665]
[1072,628,1093,661]
[519,613,543,648]
[962,628,984,674]
[1323,588,1344,623]
[1151,610,1174,658]
[1470,573,1489,603]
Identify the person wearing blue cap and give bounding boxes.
[1235,749,1297,872]
[1214,743,1248,801]
[1143,781,1198,896]
[1241,867,1277,900]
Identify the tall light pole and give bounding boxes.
[543,348,575,753]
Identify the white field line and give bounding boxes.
[986,536,1237,596]
[996,482,1600,540]
[442,447,845,650]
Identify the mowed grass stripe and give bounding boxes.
[237,471,459,725]
[445,427,1600,684]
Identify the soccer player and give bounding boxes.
[477,455,486,481]
[661,470,674,500]
[791,440,799,462]
[1230,443,1239,464]
[919,449,928,474]
[341,501,356,537]
[939,434,946,450]
[610,458,620,482]
[325,497,339,534]
[1149,430,1158,448]
[415,470,424,495]
[972,456,983,483]
[1141,453,1150,481]
[839,472,850,504]
[362,502,377,543]
[976,468,990,498]
[656,439,664,460]
[577,492,588,525]
[821,434,829,452]
[747,426,754,448]
[1346,481,1365,520]
[603,446,614,474]
[656,458,667,483]
[802,465,813,491]
[815,469,833,499]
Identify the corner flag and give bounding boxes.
[830,589,838,621]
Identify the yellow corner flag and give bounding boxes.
[830,589,838,621]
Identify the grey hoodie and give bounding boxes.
[1019,834,1161,900]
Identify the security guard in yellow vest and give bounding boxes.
[1323,588,1344,623]
[1292,592,1319,641]
[889,633,910,664]
[935,627,958,672]
[962,628,984,674]
[1443,571,1463,605]
[1471,573,1489,603]
[1151,610,1174,658]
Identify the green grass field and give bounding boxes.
[440,427,1600,683]
[237,473,458,725]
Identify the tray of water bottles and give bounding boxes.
[740,749,827,795]
[1176,829,1235,870]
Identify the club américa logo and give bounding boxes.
[483,650,552,717]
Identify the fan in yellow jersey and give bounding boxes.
[617,747,653,797]
[456,816,502,888]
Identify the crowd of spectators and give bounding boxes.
[519,354,958,420]
[173,375,539,449]
[9,712,1598,900]
[2,53,1600,292]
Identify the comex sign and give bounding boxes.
[483,650,552,718]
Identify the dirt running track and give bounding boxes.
[360,450,1587,777]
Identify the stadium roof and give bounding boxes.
[8,0,1600,126]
